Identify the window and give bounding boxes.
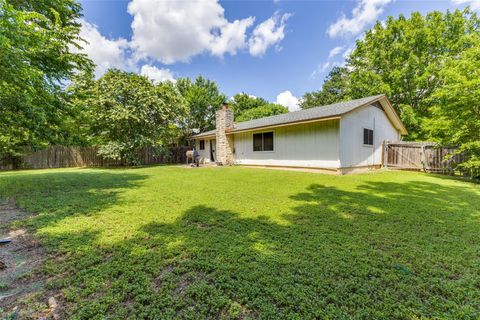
[253,132,274,151]
[263,132,273,151]
[363,128,374,146]
[199,140,205,150]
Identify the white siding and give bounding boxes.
[195,138,214,163]
[339,104,400,168]
[233,119,340,169]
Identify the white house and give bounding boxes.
[191,94,407,174]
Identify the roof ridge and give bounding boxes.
[191,94,390,138]
[300,94,385,113]
[232,94,385,127]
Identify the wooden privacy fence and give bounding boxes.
[0,146,192,170]
[384,141,464,174]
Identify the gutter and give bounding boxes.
[225,116,341,135]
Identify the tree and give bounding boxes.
[176,76,227,135]
[236,103,288,122]
[87,70,186,165]
[300,66,349,109]
[63,71,97,146]
[229,93,289,122]
[230,93,269,115]
[346,9,479,140]
[9,0,83,28]
[0,0,93,159]
[426,43,480,177]
[300,9,480,140]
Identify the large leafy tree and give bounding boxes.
[426,42,480,177]
[230,93,288,122]
[230,93,268,115]
[301,9,480,140]
[87,70,186,165]
[9,0,83,27]
[236,103,288,122]
[176,76,227,135]
[63,71,96,146]
[300,66,349,109]
[0,0,92,158]
[347,9,480,139]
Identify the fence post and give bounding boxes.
[421,145,426,172]
[383,140,388,168]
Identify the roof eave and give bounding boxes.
[190,94,408,138]
[189,134,216,140]
[378,96,408,135]
[227,116,342,134]
[341,95,407,135]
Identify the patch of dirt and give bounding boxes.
[0,199,59,319]
[152,264,175,292]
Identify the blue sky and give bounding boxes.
[77,0,476,110]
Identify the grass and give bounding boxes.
[0,166,479,319]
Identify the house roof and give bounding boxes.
[192,129,216,138]
[192,94,407,138]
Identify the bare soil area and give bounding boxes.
[0,199,60,319]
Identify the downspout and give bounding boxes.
[372,116,376,166]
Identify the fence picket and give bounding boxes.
[385,142,462,175]
[0,146,192,170]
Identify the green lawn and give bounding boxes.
[1,166,479,319]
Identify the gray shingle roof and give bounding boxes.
[192,94,385,138]
[192,129,216,138]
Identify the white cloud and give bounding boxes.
[248,12,291,57]
[276,90,300,112]
[452,0,480,10]
[327,0,393,38]
[74,1,292,79]
[128,0,255,64]
[328,46,344,58]
[210,18,255,56]
[343,46,354,59]
[73,19,132,77]
[310,62,331,79]
[140,65,175,83]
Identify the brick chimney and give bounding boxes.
[215,104,234,165]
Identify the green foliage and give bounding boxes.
[9,0,83,28]
[176,76,227,135]
[0,0,93,158]
[64,71,97,146]
[0,167,479,318]
[231,93,288,122]
[87,70,186,165]
[230,93,269,114]
[300,66,349,109]
[236,103,288,122]
[427,42,480,177]
[346,9,480,140]
[301,9,480,142]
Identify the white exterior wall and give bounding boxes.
[233,119,340,169]
[195,138,214,163]
[339,104,400,168]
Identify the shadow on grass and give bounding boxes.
[0,170,148,230]
[1,170,479,319]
